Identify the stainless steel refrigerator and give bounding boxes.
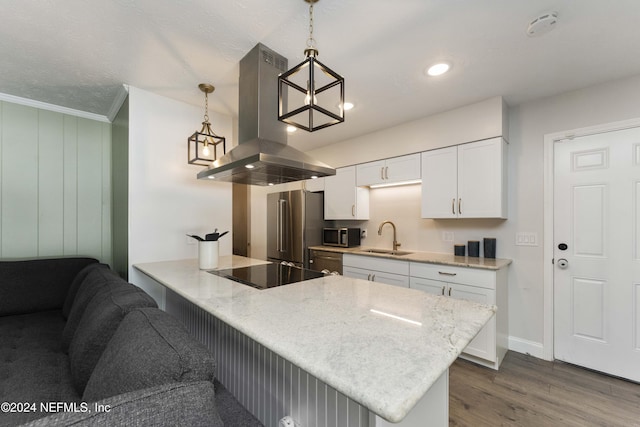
[267,190,324,268]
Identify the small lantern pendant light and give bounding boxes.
[278,0,345,132]
[188,83,226,166]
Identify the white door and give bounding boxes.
[324,166,355,219]
[356,160,385,186]
[385,153,421,183]
[449,282,496,361]
[554,126,640,382]
[421,146,458,218]
[457,138,506,218]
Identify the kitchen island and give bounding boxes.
[134,256,495,427]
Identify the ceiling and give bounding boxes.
[2,0,640,151]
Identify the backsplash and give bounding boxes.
[330,184,507,258]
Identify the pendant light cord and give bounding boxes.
[203,91,210,123]
[307,3,316,48]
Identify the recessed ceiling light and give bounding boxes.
[426,63,451,77]
[207,176,215,180]
[343,102,354,111]
[286,125,297,133]
[268,183,274,186]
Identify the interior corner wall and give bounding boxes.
[0,99,112,264]
[111,95,129,279]
[126,87,233,305]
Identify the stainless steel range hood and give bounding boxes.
[197,43,336,185]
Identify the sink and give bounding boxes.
[360,249,413,256]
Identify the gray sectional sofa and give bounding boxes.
[0,257,262,427]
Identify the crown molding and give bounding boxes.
[0,92,110,123]
[106,84,130,122]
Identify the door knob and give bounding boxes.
[557,258,569,269]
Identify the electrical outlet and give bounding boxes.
[361,230,367,239]
[515,232,538,246]
[442,231,454,242]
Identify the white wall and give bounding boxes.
[264,75,640,359]
[126,87,234,305]
[506,73,640,354]
[0,99,112,263]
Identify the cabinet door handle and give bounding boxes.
[371,274,376,281]
[452,198,456,215]
[438,271,457,276]
[458,198,462,215]
[380,167,384,180]
[441,286,445,295]
[352,204,355,217]
[367,273,371,281]
[448,287,452,297]
[385,166,389,180]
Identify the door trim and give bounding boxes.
[543,117,640,361]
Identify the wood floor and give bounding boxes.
[449,351,640,427]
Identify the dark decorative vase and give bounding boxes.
[484,238,497,259]
[468,241,480,257]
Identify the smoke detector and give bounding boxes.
[526,12,558,37]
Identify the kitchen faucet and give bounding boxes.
[378,220,401,251]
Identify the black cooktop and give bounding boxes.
[209,263,326,290]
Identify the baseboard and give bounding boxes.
[508,336,546,360]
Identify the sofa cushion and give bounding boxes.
[61,267,126,352]
[21,381,223,427]
[0,257,97,316]
[61,262,111,319]
[214,379,265,427]
[69,286,157,394]
[0,311,81,426]
[83,308,216,402]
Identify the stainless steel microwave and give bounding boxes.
[323,228,361,247]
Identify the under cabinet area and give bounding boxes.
[324,166,369,220]
[356,153,421,187]
[421,137,507,219]
[409,262,508,369]
[343,254,409,287]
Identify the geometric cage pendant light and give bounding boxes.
[278,0,345,132]
[188,83,226,166]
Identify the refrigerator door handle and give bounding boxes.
[278,199,286,252]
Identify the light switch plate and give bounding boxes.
[515,232,538,246]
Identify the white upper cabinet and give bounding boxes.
[421,137,507,219]
[324,166,370,220]
[356,153,421,187]
[304,176,325,192]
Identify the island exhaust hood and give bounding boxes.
[197,43,336,185]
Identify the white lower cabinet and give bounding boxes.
[343,254,409,288]
[409,262,508,370]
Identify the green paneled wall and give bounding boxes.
[0,101,112,264]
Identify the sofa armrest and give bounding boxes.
[0,257,98,316]
[20,381,223,427]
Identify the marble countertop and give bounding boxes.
[134,256,495,423]
[309,245,512,270]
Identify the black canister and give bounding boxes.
[454,244,466,256]
[468,240,480,257]
[484,238,497,259]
